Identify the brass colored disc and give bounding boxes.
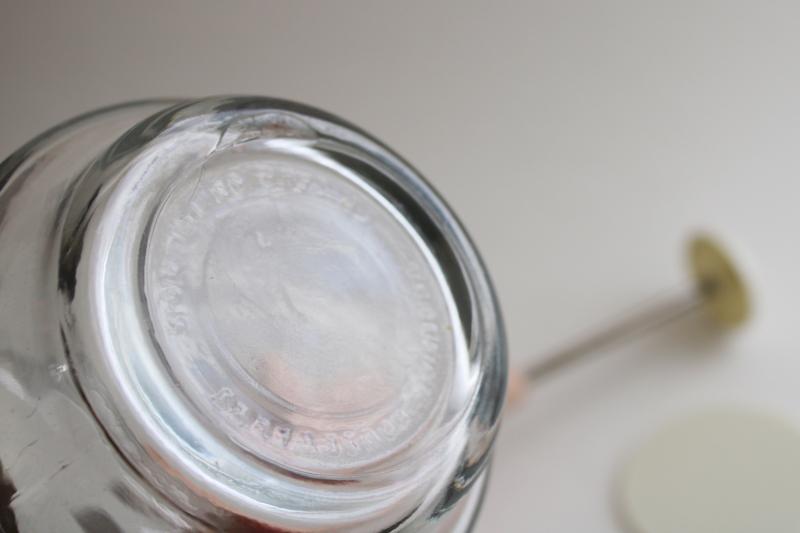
[688,235,750,327]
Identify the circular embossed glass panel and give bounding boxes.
[144,139,460,474]
[64,99,505,531]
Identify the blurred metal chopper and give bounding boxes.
[508,234,750,404]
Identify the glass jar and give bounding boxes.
[0,97,506,532]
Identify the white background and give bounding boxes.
[3,2,800,531]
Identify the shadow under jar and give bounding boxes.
[0,97,506,532]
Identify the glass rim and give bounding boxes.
[57,96,508,529]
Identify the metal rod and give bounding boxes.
[507,235,751,406]
[524,287,703,382]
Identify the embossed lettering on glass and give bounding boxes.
[0,98,506,532]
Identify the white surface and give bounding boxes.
[3,2,800,531]
[618,409,800,533]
